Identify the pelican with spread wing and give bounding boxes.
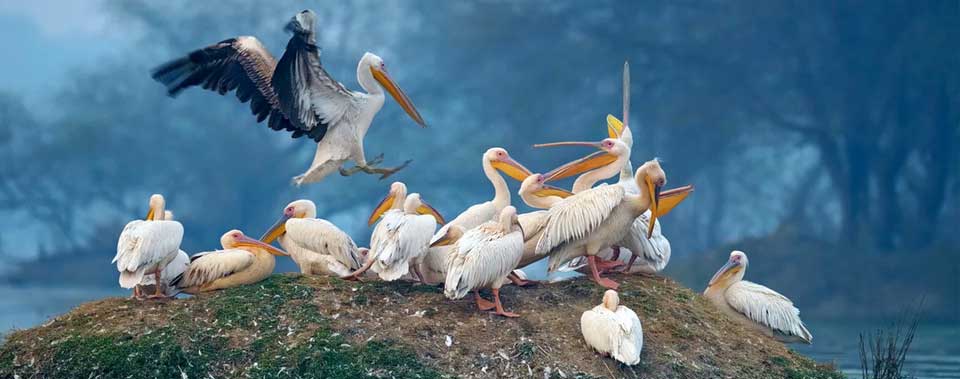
[151,10,427,186]
[704,251,813,344]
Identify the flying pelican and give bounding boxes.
[535,158,692,289]
[174,230,289,294]
[704,251,812,344]
[151,10,427,186]
[260,199,363,276]
[444,206,525,317]
[113,194,184,299]
[581,290,643,365]
[345,182,444,281]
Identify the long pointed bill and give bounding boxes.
[260,214,292,244]
[708,260,740,286]
[416,200,446,225]
[368,191,398,226]
[146,208,156,221]
[645,176,662,239]
[656,184,694,217]
[236,235,289,256]
[490,156,533,182]
[543,150,618,182]
[533,184,573,198]
[371,66,426,127]
[430,228,457,247]
[606,115,624,139]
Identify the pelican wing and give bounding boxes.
[725,281,812,343]
[620,211,671,271]
[535,185,625,256]
[139,250,189,286]
[284,218,362,270]
[517,210,549,240]
[444,224,523,300]
[613,305,644,365]
[150,37,303,137]
[272,34,357,141]
[114,220,184,287]
[431,202,498,244]
[177,249,255,289]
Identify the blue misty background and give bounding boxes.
[0,1,957,377]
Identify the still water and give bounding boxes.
[1,286,957,378]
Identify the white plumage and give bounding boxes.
[177,249,256,290]
[369,193,438,281]
[580,290,643,365]
[113,195,184,291]
[138,250,189,296]
[262,199,362,277]
[175,230,288,294]
[535,184,627,271]
[704,251,812,344]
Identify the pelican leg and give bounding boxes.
[610,246,622,261]
[339,159,413,180]
[474,290,495,311]
[587,256,620,290]
[147,271,167,299]
[412,265,427,284]
[616,254,639,273]
[132,285,142,299]
[595,258,625,272]
[490,288,519,318]
[341,256,376,281]
[507,271,538,287]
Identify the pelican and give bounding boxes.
[113,194,184,299]
[704,251,812,344]
[581,290,643,365]
[535,158,692,289]
[421,225,464,284]
[174,230,288,294]
[151,10,427,186]
[444,206,525,317]
[137,209,189,297]
[260,199,363,276]
[510,173,573,280]
[345,182,444,281]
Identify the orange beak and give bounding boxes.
[533,184,574,198]
[236,235,289,256]
[490,156,533,182]
[416,199,446,225]
[368,189,399,226]
[371,66,426,127]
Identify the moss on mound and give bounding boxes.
[0,274,840,378]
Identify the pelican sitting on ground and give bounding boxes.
[535,158,692,289]
[704,251,812,344]
[444,206,525,317]
[174,230,288,294]
[345,182,444,281]
[151,9,427,186]
[260,199,363,276]
[113,194,184,299]
[581,290,643,365]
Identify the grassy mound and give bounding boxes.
[0,273,841,378]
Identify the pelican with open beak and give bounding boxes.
[173,230,287,294]
[344,182,445,282]
[536,138,631,193]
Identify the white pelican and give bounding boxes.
[431,147,531,244]
[704,251,812,344]
[580,290,643,365]
[151,10,426,186]
[535,158,692,289]
[421,225,464,284]
[136,208,189,297]
[510,173,573,281]
[345,182,444,281]
[444,206,525,317]
[174,230,289,294]
[260,199,363,276]
[113,194,184,299]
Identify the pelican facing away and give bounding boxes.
[704,251,812,344]
[444,206,525,317]
[581,290,643,365]
[345,182,444,281]
[137,209,189,297]
[113,194,184,299]
[174,230,288,294]
[260,199,363,276]
[151,10,426,186]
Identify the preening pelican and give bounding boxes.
[704,251,812,344]
[113,194,184,299]
[444,206,525,317]
[346,182,444,281]
[580,290,643,365]
[535,159,691,289]
[174,230,288,294]
[151,9,427,186]
[260,199,363,276]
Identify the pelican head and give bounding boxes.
[368,181,409,226]
[602,289,620,311]
[430,225,465,247]
[261,199,317,243]
[485,148,533,181]
[606,115,634,149]
[518,173,573,208]
[499,205,524,238]
[538,138,630,182]
[146,194,166,221]
[163,210,174,221]
[223,229,288,256]
[635,159,667,238]
[404,193,446,224]
[359,52,426,127]
[357,247,370,263]
[286,10,317,36]
[708,250,748,288]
